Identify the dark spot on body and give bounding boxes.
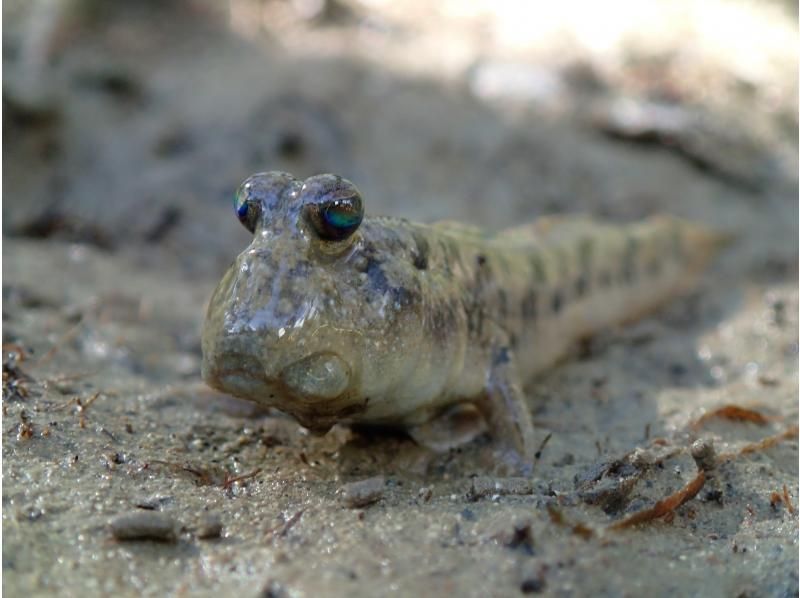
[575,239,594,298]
[469,250,497,334]
[466,303,484,337]
[365,257,419,308]
[288,261,312,277]
[497,289,509,319]
[429,304,458,344]
[522,289,538,321]
[530,255,547,283]
[392,285,418,307]
[574,275,587,298]
[365,257,389,294]
[509,333,518,349]
[411,231,429,270]
[551,290,563,313]
[492,347,511,366]
[621,236,638,284]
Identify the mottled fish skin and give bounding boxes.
[201,172,725,445]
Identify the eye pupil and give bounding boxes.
[314,195,362,241]
[234,185,259,233]
[324,201,360,230]
[235,194,247,219]
[300,175,364,242]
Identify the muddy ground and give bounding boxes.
[3,1,798,596]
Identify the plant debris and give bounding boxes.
[148,460,261,489]
[772,484,796,514]
[546,507,594,540]
[691,405,770,430]
[222,467,263,490]
[265,510,305,538]
[716,425,799,461]
[608,470,706,530]
[3,344,34,402]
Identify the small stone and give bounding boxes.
[691,438,717,472]
[261,579,289,598]
[338,476,385,508]
[110,511,179,542]
[134,495,173,510]
[196,514,223,539]
[520,577,546,593]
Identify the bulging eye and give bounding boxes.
[233,171,297,234]
[317,196,363,240]
[301,175,364,242]
[234,181,261,234]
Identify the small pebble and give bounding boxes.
[134,495,173,510]
[110,511,179,542]
[690,438,717,472]
[520,577,546,594]
[196,514,223,539]
[339,476,385,508]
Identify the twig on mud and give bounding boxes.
[265,509,305,538]
[147,459,263,490]
[43,369,100,385]
[691,405,770,430]
[49,391,107,428]
[222,467,263,490]
[534,432,553,460]
[2,343,30,362]
[716,424,799,461]
[770,484,797,515]
[608,470,707,530]
[783,484,795,514]
[546,506,594,540]
[33,319,84,369]
[148,460,217,486]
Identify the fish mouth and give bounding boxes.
[201,352,280,405]
[201,351,357,420]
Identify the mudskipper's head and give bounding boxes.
[201,172,425,430]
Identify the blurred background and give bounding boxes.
[4,0,797,272]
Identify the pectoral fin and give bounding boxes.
[478,346,536,476]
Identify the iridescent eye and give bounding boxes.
[234,181,262,234]
[301,175,364,242]
[233,171,297,234]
